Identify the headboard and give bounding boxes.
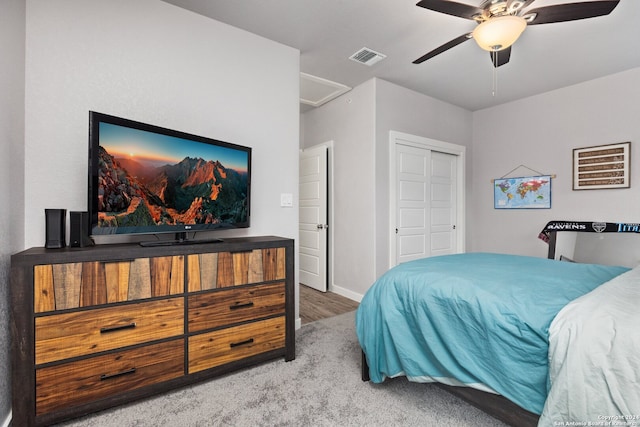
[540,221,640,268]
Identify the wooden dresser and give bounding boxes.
[10,236,295,427]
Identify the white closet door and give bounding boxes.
[396,144,457,264]
[429,151,457,257]
[396,144,430,264]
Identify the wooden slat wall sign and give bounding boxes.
[573,142,631,190]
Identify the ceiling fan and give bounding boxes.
[413,0,620,67]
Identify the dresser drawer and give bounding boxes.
[188,282,285,332]
[35,297,184,365]
[36,338,184,415]
[187,247,286,292]
[188,316,285,373]
[34,255,185,313]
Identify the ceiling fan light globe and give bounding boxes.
[472,15,527,52]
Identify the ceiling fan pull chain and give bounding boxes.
[492,50,498,97]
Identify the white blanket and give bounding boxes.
[539,265,640,426]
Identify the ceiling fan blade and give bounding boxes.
[525,1,619,25]
[413,33,472,64]
[490,47,511,68]
[416,0,482,20]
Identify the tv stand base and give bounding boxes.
[139,232,223,247]
[139,238,223,247]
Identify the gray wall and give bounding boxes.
[0,0,26,424]
[25,0,300,249]
[301,79,377,299]
[301,78,473,299]
[374,79,473,279]
[303,68,640,302]
[471,68,640,257]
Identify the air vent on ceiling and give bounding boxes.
[349,47,386,66]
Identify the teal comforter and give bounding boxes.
[356,253,628,414]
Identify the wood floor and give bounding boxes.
[299,284,359,325]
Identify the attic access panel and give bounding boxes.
[300,73,351,108]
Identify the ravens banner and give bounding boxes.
[538,221,640,243]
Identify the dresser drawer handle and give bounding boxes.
[229,302,254,310]
[230,249,253,254]
[230,338,254,348]
[101,258,136,264]
[100,323,137,334]
[100,367,137,381]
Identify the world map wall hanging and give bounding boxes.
[494,175,552,209]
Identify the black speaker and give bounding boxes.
[70,211,94,248]
[45,209,66,249]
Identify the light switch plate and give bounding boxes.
[280,193,293,207]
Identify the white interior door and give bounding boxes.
[299,145,328,292]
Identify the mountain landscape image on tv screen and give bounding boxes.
[96,122,249,233]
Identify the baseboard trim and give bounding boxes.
[329,284,363,303]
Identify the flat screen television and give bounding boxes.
[88,112,251,245]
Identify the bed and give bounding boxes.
[357,221,640,426]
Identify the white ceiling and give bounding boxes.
[162,0,640,111]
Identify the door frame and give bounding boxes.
[299,141,334,292]
[389,131,466,267]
